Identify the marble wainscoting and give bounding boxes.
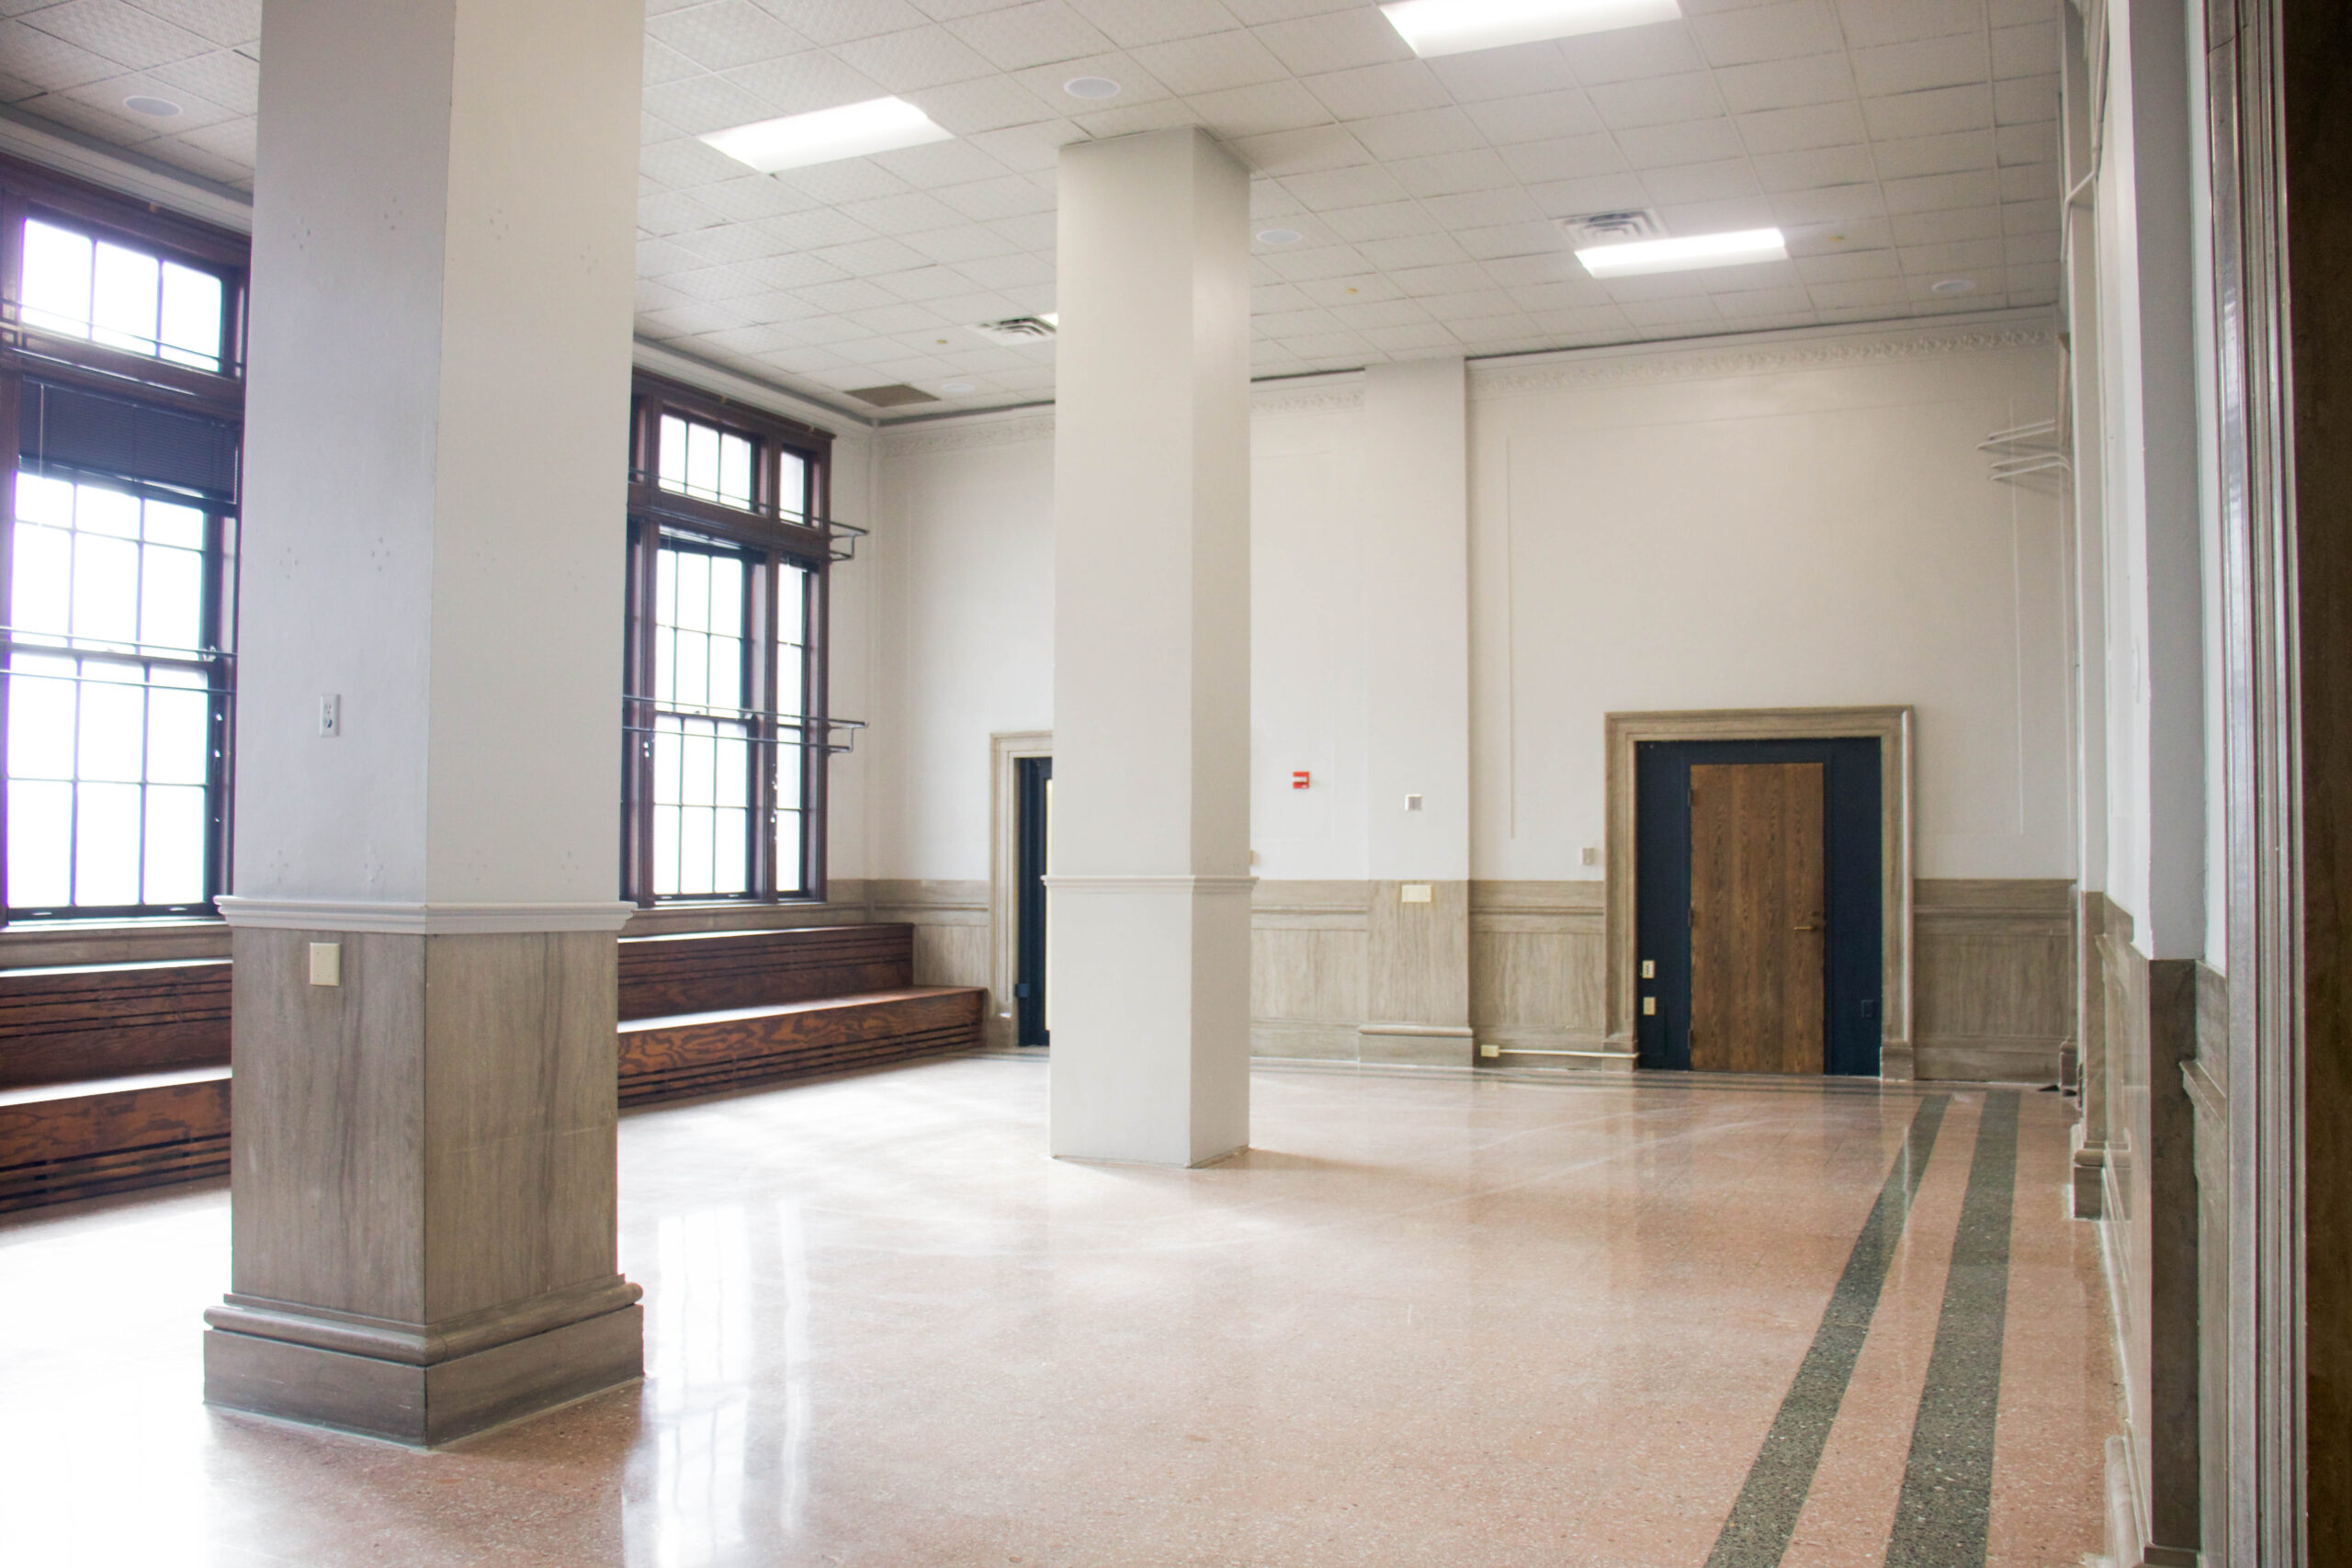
[1913,879,2077,1084]
[867,879,991,996]
[1250,881,1608,1067]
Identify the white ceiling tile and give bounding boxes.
[2006,260,2060,294]
[1385,148,1517,197]
[1881,168,1999,212]
[755,208,888,251]
[796,277,908,312]
[897,220,1026,264]
[644,38,704,86]
[963,118,1091,170]
[1888,205,2002,243]
[1420,187,1548,229]
[942,0,1115,69]
[809,235,936,274]
[933,172,1057,220]
[1183,78,1331,136]
[1352,231,1474,269]
[1526,304,1632,339]
[647,2,811,71]
[1416,287,1521,319]
[954,250,1058,289]
[1993,73,2057,123]
[1994,21,2051,78]
[984,210,1059,250]
[905,73,1069,132]
[1071,96,1202,134]
[1444,313,1543,346]
[837,190,972,233]
[1320,200,1439,243]
[867,135,1017,186]
[1860,85,1993,139]
[1498,134,1628,185]
[1250,11,1415,75]
[1997,160,2058,200]
[1258,305,1346,338]
[1064,0,1245,48]
[149,47,256,112]
[1649,194,1779,231]
[1788,220,1894,253]
[1386,261,1495,296]
[1753,144,1875,191]
[22,0,212,69]
[1994,119,2057,165]
[1563,22,1710,84]
[641,190,731,236]
[769,157,917,202]
[1300,59,1451,118]
[1894,238,2004,274]
[2002,197,2060,234]
[1230,123,1372,174]
[0,19,126,90]
[1616,117,1746,169]
[1735,101,1867,153]
[1689,2,1844,65]
[1714,53,1858,112]
[1346,106,1487,161]
[1129,28,1287,95]
[1833,0,1986,48]
[20,90,164,150]
[718,48,891,115]
[140,0,259,48]
[757,0,933,46]
[1281,162,1409,208]
[1713,284,1813,315]
[1589,72,1725,129]
[1325,296,1431,329]
[172,114,255,164]
[1253,279,1317,310]
[1294,270,1404,304]
[1453,220,1566,260]
[831,25,999,89]
[1851,36,1991,98]
[1871,129,1995,179]
[1461,89,1604,146]
[1421,42,1576,102]
[1009,49,1177,105]
[1640,158,1762,205]
[737,252,857,289]
[1521,172,1654,218]
[60,69,236,130]
[1793,246,1898,282]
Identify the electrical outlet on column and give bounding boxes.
[318,694,341,738]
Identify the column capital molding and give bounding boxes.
[215,897,638,934]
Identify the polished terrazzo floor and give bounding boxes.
[0,1058,2117,1567]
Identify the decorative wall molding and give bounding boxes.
[1252,385,1363,415]
[216,897,639,934]
[881,412,1056,457]
[1473,322,2057,400]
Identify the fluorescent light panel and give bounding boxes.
[1381,0,1682,58]
[1576,228,1788,277]
[701,96,951,174]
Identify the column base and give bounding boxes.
[204,1278,642,1446]
[1357,1023,1474,1066]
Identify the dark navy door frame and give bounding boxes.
[1013,754,1052,1047]
[1633,737,1883,1076]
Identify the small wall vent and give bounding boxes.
[1558,209,1666,248]
[967,315,1057,346]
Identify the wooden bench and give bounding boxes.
[617,925,985,1107]
[0,959,233,1213]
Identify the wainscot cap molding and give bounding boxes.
[1041,875,1259,895]
[215,897,639,934]
[1471,312,2056,400]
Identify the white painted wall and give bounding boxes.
[866,320,2075,891]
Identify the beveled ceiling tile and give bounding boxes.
[1851,35,1991,98]
[1385,148,1517,198]
[1648,192,1778,231]
[1793,245,1899,281]
[1997,160,2058,200]
[1462,88,1604,146]
[1521,171,1654,218]
[1588,71,1724,128]
[1990,22,2057,78]
[1994,119,2057,166]
[1563,21,1710,84]
[1386,261,1497,297]
[1299,59,1450,119]
[904,73,1069,132]
[758,0,933,46]
[1295,269,1405,304]
[1860,84,1993,139]
[647,2,812,71]
[647,70,796,133]
[1639,157,1761,205]
[1421,188,1549,231]
[1734,101,1866,153]
[897,220,1027,265]
[149,47,257,112]
[1888,205,2002,243]
[953,250,1058,290]
[1250,9,1415,75]
[1352,231,1474,270]
[1182,78,1330,136]
[1129,28,1287,95]
[1714,52,1858,112]
[2001,197,2060,233]
[1752,143,1875,190]
[1872,128,1995,179]
[963,118,1091,170]
[1688,1,1843,65]
[21,0,213,70]
[1616,117,1746,168]
[944,1,1116,70]
[1803,275,1909,310]
[141,0,260,50]
[1361,320,1466,353]
[1497,134,1628,186]
[1261,242,1378,281]
[1992,73,2057,122]
[1346,106,1487,161]
[1422,42,1577,103]
[1881,167,1999,213]
[1230,123,1372,175]
[830,24,999,89]
[1280,161,1409,209]
[1833,0,1987,49]
[1319,199,1440,243]
[1065,0,1245,48]
[1894,237,2004,274]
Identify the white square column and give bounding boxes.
[201,0,645,1444]
[1047,130,1253,1167]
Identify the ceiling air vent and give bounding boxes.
[967,315,1057,346]
[845,383,941,409]
[1558,209,1665,248]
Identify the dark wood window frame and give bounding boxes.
[0,154,247,926]
[623,372,838,907]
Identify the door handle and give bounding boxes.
[1792,922,1824,932]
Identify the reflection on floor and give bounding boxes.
[0,1057,2117,1567]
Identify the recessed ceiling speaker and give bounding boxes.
[1255,228,1304,246]
[1063,76,1122,99]
[123,96,182,117]
[1931,277,1979,294]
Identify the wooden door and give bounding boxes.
[1688,761,1826,1074]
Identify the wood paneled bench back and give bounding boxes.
[616,925,984,1106]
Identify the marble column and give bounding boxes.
[201,0,645,1444]
[1357,358,1473,1065]
[1046,129,1252,1168]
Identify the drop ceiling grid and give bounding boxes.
[0,0,2062,418]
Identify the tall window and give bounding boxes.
[624,380,832,905]
[2,158,244,920]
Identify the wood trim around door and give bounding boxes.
[1604,705,1915,1078]
[989,730,1052,1051]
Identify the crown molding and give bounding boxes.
[1253,384,1364,415]
[0,104,253,232]
[1471,315,2057,398]
[882,412,1057,457]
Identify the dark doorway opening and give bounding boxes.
[1634,737,1882,1076]
[1014,755,1052,1047]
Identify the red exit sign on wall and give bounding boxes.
[1292,771,1310,789]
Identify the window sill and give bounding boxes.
[0,914,231,970]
